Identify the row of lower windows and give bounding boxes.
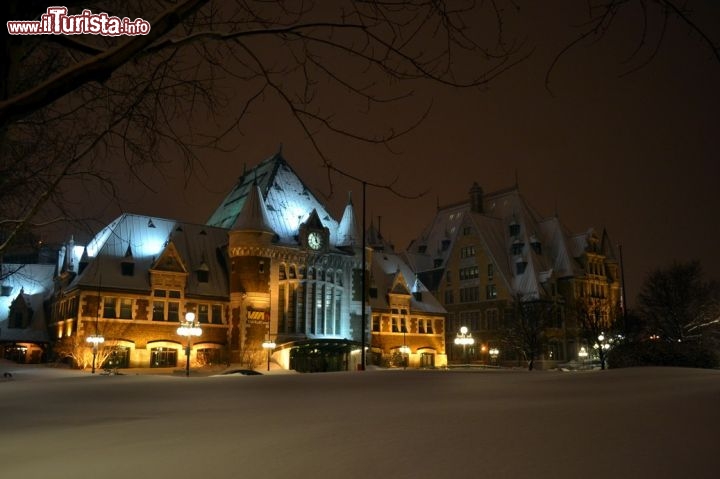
[458,309,500,331]
[446,264,494,283]
[151,347,224,367]
[100,297,224,324]
[445,284,497,304]
[372,316,437,334]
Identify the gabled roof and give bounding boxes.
[389,271,411,296]
[370,250,445,314]
[207,151,340,245]
[600,228,618,262]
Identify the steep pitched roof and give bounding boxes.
[405,185,595,299]
[336,194,358,247]
[600,228,618,262]
[0,263,55,342]
[207,151,340,245]
[232,181,275,234]
[68,214,229,297]
[370,250,445,314]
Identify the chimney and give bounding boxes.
[469,182,484,213]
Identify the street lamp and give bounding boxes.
[177,312,202,377]
[454,326,474,366]
[86,334,105,374]
[578,346,588,369]
[399,344,411,369]
[489,347,500,365]
[400,324,410,369]
[593,333,611,370]
[262,339,276,371]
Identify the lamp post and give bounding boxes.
[454,326,474,366]
[578,346,588,369]
[489,347,500,365]
[86,334,104,374]
[177,312,202,377]
[262,339,276,371]
[399,325,411,369]
[593,333,611,370]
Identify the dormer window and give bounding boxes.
[516,261,528,275]
[530,234,541,254]
[509,221,520,236]
[121,261,135,276]
[441,239,451,251]
[418,245,427,254]
[121,244,135,276]
[531,241,542,255]
[511,240,524,255]
[196,261,210,283]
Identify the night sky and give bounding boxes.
[83,2,719,307]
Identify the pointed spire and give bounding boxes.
[600,228,618,261]
[232,180,275,234]
[337,191,359,247]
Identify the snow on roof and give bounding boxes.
[336,195,358,247]
[233,182,275,234]
[207,151,341,245]
[406,186,601,298]
[69,214,229,297]
[370,250,445,314]
[0,263,55,342]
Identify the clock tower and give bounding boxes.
[299,209,329,253]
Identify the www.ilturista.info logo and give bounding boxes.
[7,7,151,36]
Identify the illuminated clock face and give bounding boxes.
[308,231,323,250]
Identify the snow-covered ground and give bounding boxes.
[1,364,718,479]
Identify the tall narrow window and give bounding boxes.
[103,297,117,319]
[152,301,165,321]
[278,284,287,333]
[168,302,179,322]
[486,284,497,299]
[198,304,209,323]
[287,284,297,333]
[334,289,342,334]
[119,299,133,319]
[211,304,223,324]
